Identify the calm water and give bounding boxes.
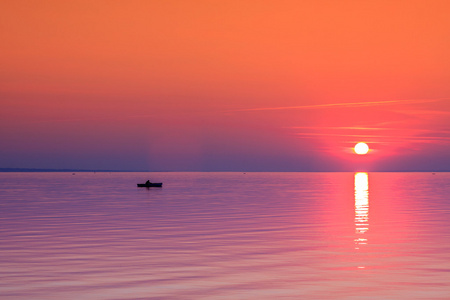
[0,172,449,299]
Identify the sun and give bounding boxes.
[354,142,369,155]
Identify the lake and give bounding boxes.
[0,172,449,299]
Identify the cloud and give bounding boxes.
[228,98,446,112]
[294,131,450,144]
[288,126,386,130]
[391,109,450,116]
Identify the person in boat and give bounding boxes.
[145,180,152,185]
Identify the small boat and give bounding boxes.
[137,182,163,187]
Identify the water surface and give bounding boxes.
[0,172,449,299]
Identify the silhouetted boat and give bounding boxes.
[137,183,163,187]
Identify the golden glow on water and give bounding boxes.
[354,172,369,248]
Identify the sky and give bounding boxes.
[1,0,450,171]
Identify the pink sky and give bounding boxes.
[1,1,449,171]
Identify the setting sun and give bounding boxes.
[354,142,369,155]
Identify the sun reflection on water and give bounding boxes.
[354,172,369,249]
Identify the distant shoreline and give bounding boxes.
[0,168,143,172]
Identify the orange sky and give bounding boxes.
[1,0,449,171]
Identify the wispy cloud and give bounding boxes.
[289,126,450,134]
[294,132,450,144]
[228,98,446,112]
[391,109,450,116]
[288,126,387,130]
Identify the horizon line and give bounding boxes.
[0,168,448,173]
